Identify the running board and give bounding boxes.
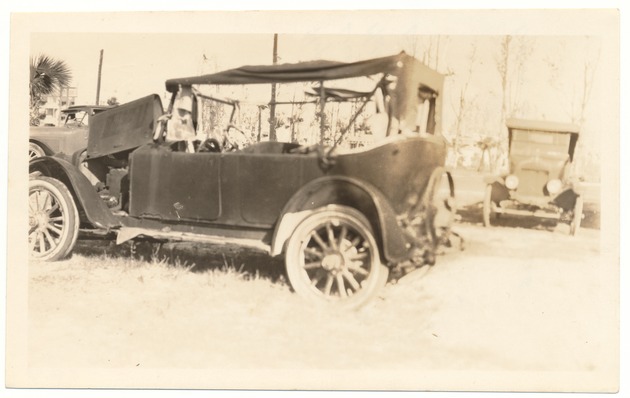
[116,227,271,252]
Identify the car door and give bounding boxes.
[223,150,326,227]
[129,147,222,222]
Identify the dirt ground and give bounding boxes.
[26,209,617,390]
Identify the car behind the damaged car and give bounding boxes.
[29,105,112,161]
[483,118,583,235]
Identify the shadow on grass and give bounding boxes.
[73,239,287,283]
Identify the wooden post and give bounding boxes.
[95,49,104,105]
[269,34,278,141]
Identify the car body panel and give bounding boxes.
[128,134,445,231]
[270,175,409,262]
[30,105,112,159]
[87,94,163,159]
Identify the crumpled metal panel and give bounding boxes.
[87,94,163,159]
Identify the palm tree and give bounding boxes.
[29,54,72,125]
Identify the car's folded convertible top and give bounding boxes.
[165,52,445,135]
[165,52,442,92]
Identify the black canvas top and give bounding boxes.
[165,52,442,93]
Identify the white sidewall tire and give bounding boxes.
[285,206,388,310]
[29,177,80,261]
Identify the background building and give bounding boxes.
[40,86,77,126]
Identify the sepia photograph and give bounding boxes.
[4,5,623,395]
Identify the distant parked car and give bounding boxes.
[483,118,583,235]
[29,105,112,161]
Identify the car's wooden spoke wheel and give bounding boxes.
[29,177,79,261]
[285,206,388,309]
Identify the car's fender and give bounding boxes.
[270,176,409,264]
[29,139,55,156]
[29,156,120,229]
[483,174,504,185]
[551,187,579,212]
[483,177,510,204]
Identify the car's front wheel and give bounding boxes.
[284,206,388,309]
[29,177,80,261]
[29,142,46,160]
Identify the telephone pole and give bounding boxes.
[95,49,104,105]
[269,34,278,141]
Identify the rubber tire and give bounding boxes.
[29,177,80,261]
[570,195,583,236]
[482,184,493,227]
[29,142,46,160]
[284,206,389,310]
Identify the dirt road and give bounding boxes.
[26,219,616,390]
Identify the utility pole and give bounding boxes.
[95,49,104,105]
[269,34,278,141]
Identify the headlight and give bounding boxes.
[505,175,519,190]
[546,179,563,194]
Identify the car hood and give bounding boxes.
[30,125,87,137]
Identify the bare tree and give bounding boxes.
[495,36,534,124]
[492,36,534,171]
[570,40,600,126]
[407,35,451,74]
[451,43,478,137]
[543,37,600,127]
[540,37,602,182]
[288,88,305,143]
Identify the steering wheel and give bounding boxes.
[198,138,222,153]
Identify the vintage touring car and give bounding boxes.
[29,105,112,161]
[482,118,583,235]
[29,52,456,308]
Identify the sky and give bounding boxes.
[30,31,613,158]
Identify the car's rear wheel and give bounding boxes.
[570,195,583,236]
[285,206,388,309]
[29,142,46,160]
[29,177,79,261]
[482,184,493,227]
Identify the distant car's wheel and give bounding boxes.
[29,142,46,160]
[285,206,389,309]
[29,177,79,261]
[570,195,583,236]
[482,184,493,227]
